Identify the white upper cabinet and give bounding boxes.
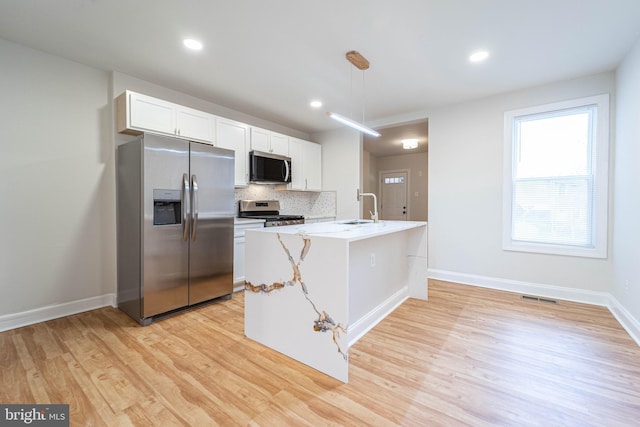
[250,127,289,156]
[175,105,215,142]
[116,91,215,144]
[288,138,322,191]
[249,127,270,152]
[269,132,289,156]
[304,140,322,191]
[126,92,176,135]
[216,117,250,187]
[115,90,319,190]
[288,138,304,190]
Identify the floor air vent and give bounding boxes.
[521,295,558,304]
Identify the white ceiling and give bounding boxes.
[1,0,639,156]
[364,120,429,157]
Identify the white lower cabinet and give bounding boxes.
[233,220,265,290]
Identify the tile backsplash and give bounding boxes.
[234,185,336,219]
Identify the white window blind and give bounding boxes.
[503,95,609,258]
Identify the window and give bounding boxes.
[503,94,609,258]
[384,177,405,184]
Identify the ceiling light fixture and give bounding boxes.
[469,50,489,63]
[327,112,381,137]
[310,100,323,108]
[183,39,203,50]
[327,50,380,138]
[402,138,419,149]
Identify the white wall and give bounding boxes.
[0,39,114,317]
[613,38,640,324]
[313,128,361,219]
[428,72,615,294]
[362,150,378,216]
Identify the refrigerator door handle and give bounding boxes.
[191,174,199,241]
[182,172,190,241]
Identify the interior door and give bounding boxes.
[188,142,235,304]
[381,171,408,220]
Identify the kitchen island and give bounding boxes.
[244,220,427,382]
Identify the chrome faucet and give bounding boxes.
[357,188,379,223]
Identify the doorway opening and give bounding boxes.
[361,119,428,221]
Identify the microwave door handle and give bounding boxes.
[182,173,190,241]
[284,159,290,182]
[191,174,198,241]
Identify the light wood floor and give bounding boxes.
[2,280,639,426]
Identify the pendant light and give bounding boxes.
[327,50,380,138]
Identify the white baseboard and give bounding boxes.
[428,269,640,347]
[348,287,408,348]
[0,293,116,332]
[607,295,640,346]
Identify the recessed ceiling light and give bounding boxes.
[183,39,203,50]
[402,139,419,149]
[310,100,323,108]
[469,50,489,63]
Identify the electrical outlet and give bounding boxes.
[624,279,630,293]
[370,253,375,267]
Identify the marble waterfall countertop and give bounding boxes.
[248,219,427,241]
[244,219,428,382]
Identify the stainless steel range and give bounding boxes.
[238,200,305,227]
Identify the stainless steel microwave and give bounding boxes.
[249,151,292,184]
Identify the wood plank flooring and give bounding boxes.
[1,279,639,426]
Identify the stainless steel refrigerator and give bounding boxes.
[117,133,235,325]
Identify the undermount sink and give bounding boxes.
[341,220,371,225]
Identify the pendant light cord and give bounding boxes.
[362,69,366,124]
[350,64,354,120]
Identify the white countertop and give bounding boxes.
[247,219,427,242]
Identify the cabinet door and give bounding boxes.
[129,92,176,136]
[250,127,270,152]
[270,132,289,156]
[288,138,304,190]
[176,106,214,143]
[233,236,246,285]
[233,223,264,287]
[217,118,250,186]
[304,141,322,191]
